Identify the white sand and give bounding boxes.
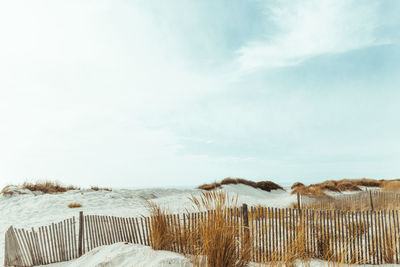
[0,184,295,266]
[39,243,350,267]
[44,243,192,267]
[39,244,398,267]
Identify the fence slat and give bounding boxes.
[56,222,63,262]
[116,217,123,242]
[14,228,30,266]
[140,217,147,246]
[129,218,138,244]
[23,229,36,265]
[134,218,143,245]
[32,229,42,265]
[93,216,101,247]
[96,216,104,246]
[119,217,126,242]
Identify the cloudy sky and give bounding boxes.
[1,0,400,188]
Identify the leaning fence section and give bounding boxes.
[4,217,78,266]
[5,206,400,266]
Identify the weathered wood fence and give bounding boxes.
[5,206,400,266]
[4,218,78,266]
[4,212,156,267]
[247,207,400,265]
[301,191,400,211]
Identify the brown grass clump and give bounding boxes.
[198,182,219,191]
[221,178,256,188]
[337,182,362,192]
[1,185,18,196]
[146,202,175,251]
[384,225,397,263]
[291,185,326,196]
[67,203,82,208]
[198,178,283,192]
[22,181,78,194]
[90,186,112,192]
[290,182,304,189]
[190,191,252,267]
[302,190,400,211]
[256,181,284,192]
[381,181,400,192]
[290,178,389,196]
[341,177,400,188]
[356,178,382,187]
[1,186,10,195]
[319,184,341,192]
[286,223,310,264]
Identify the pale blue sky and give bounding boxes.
[0,0,399,188]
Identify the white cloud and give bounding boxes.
[238,0,385,69]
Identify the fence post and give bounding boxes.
[78,211,84,257]
[297,193,302,216]
[242,203,249,242]
[369,190,374,211]
[242,204,249,227]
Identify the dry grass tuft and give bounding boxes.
[198,178,283,192]
[146,202,175,251]
[2,181,78,196]
[305,192,400,211]
[256,181,284,192]
[67,203,82,208]
[198,182,219,191]
[286,223,310,264]
[1,185,18,196]
[336,182,362,192]
[221,177,249,186]
[145,191,252,267]
[319,184,341,192]
[190,191,252,267]
[22,181,78,194]
[290,182,304,189]
[290,178,397,196]
[356,178,382,187]
[90,186,112,192]
[291,185,327,196]
[381,180,400,192]
[384,225,396,263]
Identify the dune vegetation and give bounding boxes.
[198,177,284,192]
[68,203,83,208]
[291,178,400,196]
[90,186,112,192]
[22,181,78,194]
[148,191,252,267]
[1,181,79,196]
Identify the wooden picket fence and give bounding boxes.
[5,206,400,266]
[247,207,400,265]
[301,191,400,211]
[4,218,78,267]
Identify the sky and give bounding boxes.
[0,0,400,189]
